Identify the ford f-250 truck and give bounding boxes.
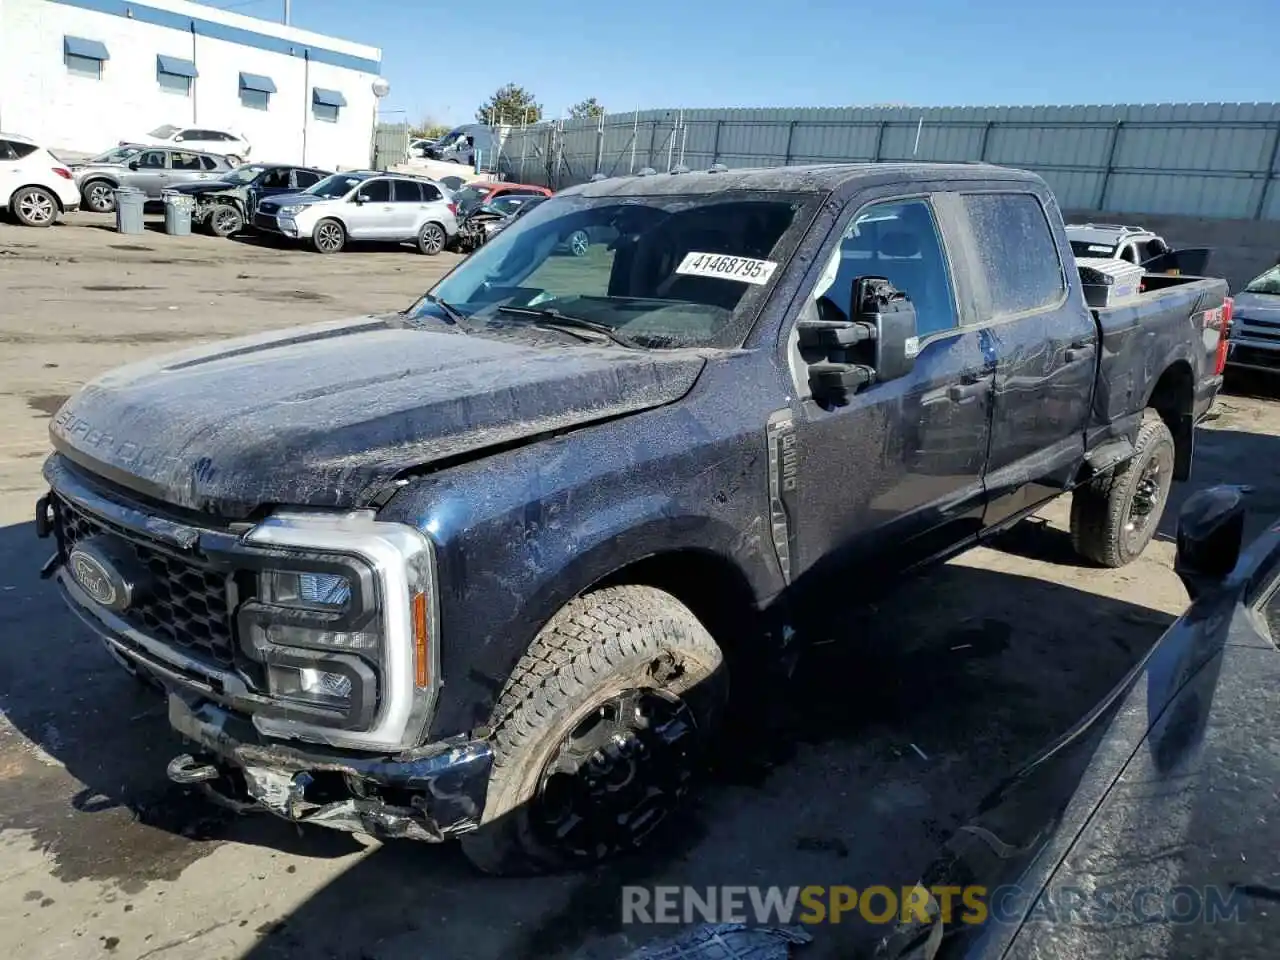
[36,162,1232,875]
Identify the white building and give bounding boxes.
[0,0,383,171]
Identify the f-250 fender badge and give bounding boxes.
[766,410,798,583]
[904,336,920,359]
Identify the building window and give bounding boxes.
[157,55,198,97]
[238,72,276,111]
[63,36,109,79]
[312,87,346,123]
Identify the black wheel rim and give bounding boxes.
[532,688,699,860]
[1124,446,1172,550]
[422,225,444,253]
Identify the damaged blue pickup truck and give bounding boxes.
[36,162,1232,874]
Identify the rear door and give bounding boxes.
[389,179,425,236]
[785,189,997,580]
[961,189,1099,529]
[168,151,207,186]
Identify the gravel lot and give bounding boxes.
[2,213,1279,960]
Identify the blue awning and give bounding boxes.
[156,55,198,78]
[64,36,109,61]
[239,72,276,94]
[312,87,347,108]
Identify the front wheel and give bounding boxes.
[416,221,446,256]
[11,187,58,227]
[1071,410,1175,567]
[460,585,726,875]
[566,229,590,257]
[311,218,346,254]
[225,155,242,167]
[207,203,244,238]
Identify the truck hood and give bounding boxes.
[49,316,706,519]
[1232,290,1280,319]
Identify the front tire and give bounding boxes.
[207,204,244,238]
[460,585,726,876]
[566,229,590,257]
[1071,410,1176,567]
[82,179,117,213]
[311,218,346,254]
[11,187,58,227]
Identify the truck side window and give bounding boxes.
[961,193,1065,317]
[816,198,958,337]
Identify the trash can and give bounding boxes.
[163,191,194,237]
[114,187,145,235]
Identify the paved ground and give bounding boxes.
[2,213,1280,960]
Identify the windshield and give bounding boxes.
[90,145,143,164]
[148,124,180,139]
[407,191,814,349]
[454,185,491,214]
[1246,265,1280,295]
[305,174,365,198]
[1069,240,1117,259]
[227,165,267,184]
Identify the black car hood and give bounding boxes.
[880,538,1280,960]
[167,180,238,194]
[49,316,705,518]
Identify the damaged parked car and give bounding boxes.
[454,193,547,252]
[72,146,233,213]
[37,162,1230,875]
[166,163,331,237]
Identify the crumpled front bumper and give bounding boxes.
[166,694,493,843]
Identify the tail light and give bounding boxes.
[447,201,457,216]
[1213,296,1234,376]
[53,167,73,180]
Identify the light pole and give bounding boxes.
[371,77,390,169]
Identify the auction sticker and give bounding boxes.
[675,252,778,285]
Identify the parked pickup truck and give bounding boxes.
[35,162,1231,875]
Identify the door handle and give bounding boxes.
[1065,344,1096,363]
[948,381,987,403]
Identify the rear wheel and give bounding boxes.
[82,179,117,213]
[225,155,242,167]
[416,221,446,256]
[11,187,58,227]
[207,204,244,238]
[460,585,726,875]
[1071,410,1175,567]
[312,218,346,254]
[566,229,590,257]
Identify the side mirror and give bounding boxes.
[1174,485,1251,599]
[353,193,367,204]
[798,277,918,406]
[127,160,140,170]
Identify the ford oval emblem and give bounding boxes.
[68,543,129,611]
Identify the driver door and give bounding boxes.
[346,178,392,238]
[128,150,170,196]
[784,192,997,582]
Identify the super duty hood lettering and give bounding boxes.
[50,318,704,517]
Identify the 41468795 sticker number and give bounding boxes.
[675,251,779,286]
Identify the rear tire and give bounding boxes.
[459,585,727,876]
[416,221,446,256]
[1071,410,1175,567]
[312,218,346,254]
[82,179,117,214]
[11,187,58,227]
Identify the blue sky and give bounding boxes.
[202,0,1274,126]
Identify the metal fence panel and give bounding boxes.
[497,102,1280,219]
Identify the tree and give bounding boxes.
[476,84,542,125]
[568,97,605,120]
[410,117,451,140]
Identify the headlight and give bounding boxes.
[239,509,439,752]
[277,204,304,215]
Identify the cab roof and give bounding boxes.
[558,162,1045,199]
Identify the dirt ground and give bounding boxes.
[2,213,1280,960]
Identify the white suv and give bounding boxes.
[253,172,460,255]
[0,133,81,226]
[130,125,252,164]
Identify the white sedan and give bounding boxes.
[126,125,252,164]
[0,132,81,226]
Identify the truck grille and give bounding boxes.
[54,496,236,665]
